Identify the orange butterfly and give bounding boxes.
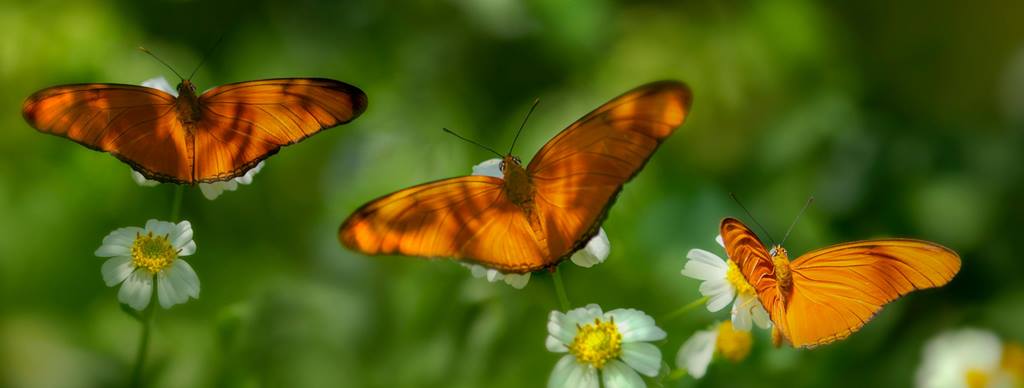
[719,217,961,348]
[339,81,692,272]
[23,77,367,184]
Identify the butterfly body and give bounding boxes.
[23,77,367,184]
[340,81,692,273]
[720,217,960,348]
[500,155,535,209]
[768,246,793,298]
[174,80,202,125]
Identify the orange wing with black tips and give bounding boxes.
[22,78,367,183]
[719,217,961,348]
[339,81,692,272]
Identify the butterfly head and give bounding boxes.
[498,155,523,172]
[176,80,197,96]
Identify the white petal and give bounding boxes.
[571,228,610,268]
[485,268,502,282]
[548,355,577,388]
[702,281,736,312]
[144,219,175,237]
[751,303,772,329]
[117,270,153,311]
[96,227,144,257]
[101,227,143,248]
[156,272,182,309]
[169,220,194,249]
[731,301,752,331]
[676,328,717,379]
[462,263,487,278]
[620,341,662,377]
[547,355,599,388]
[199,183,225,200]
[601,360,645,388]
[503,272,530,289]
[548,310,578,345]
[177,240,197,257]
[605,309,666,343]
[130,169,160,187]
[471,158,504,178]
[95,243,131,258]
[141,76,177,96]
[715,234,725,247]
[680,249,728,281]
[731,293,768,331]
[473,266,488,278]
[222,180,240,192]
[101,256,134,286]
[235,161,265,184]
[915,328,1003,388]
[546,335,568,353]
[168,260,200,298]
[566,304,604,327]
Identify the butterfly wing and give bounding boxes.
[785,240,960,347]
[719,218,788,336]
[338,176,549,272]
[195,78,367,182]
[22,84,191,181]
[526,81,692,262]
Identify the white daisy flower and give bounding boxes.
[915,328,1016,388]
[546,304,666,388]
[130,76,265,200]
[680,235,770,331]
[95,219,200,310]
[462,158,611,289]
[675,321,753,379]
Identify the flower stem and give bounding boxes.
[552,267,571,311]
[130,281,157,388]
[662,295,709,322]
[169,185,184,222]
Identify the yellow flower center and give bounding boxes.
[715,321,752,362]
[131,232,176,273]
[965,368,990,388]
[569,318,622,369]
[725,260,756,296]
[1002,342,1024,380]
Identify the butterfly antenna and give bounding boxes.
[508,98,540,155]
[780,196,814,247]
[188,34,225,80]
[443,128,503,158]
[730,192,777,246]
[138,46,184,80]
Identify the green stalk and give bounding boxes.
[662,295,710,322]
[130,281,157,388]
[169,185,184,222]
[552,268,571,311]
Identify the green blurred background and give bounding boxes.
[2,0,1023,387]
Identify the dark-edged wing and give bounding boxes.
[338,176,550,272]
[195,78,367,182]
[22,84,190,181]
[526,81,692,263]
[785,239,960,347]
